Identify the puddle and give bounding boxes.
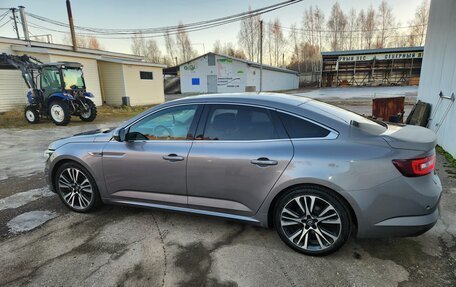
[7,210,58,234]
[0,187,54,210]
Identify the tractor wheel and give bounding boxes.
[79,98,97,122]
[24,106,40,124]
[49,100,71,126]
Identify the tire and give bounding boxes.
[273,186,351,256]
[79,98,97,122]
[54,162,101,213]
[24,106,40,124]
[49,100,71,126]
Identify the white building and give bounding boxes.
[0,37,166,112]
[417,0,456,156]
[172,52,299,93]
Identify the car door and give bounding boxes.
[102,104,201,206]
[186,104,294,216]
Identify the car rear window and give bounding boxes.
[303,100,387,135]
[278,112,330,138]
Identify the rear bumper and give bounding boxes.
[349,171,442,238]
[358,205,439,238]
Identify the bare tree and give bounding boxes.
[176,22,196,62]
[212,40,246,59]
[131,33,163,63]
[376,0,395,48]
[357,9,366,49]
[302,6,316,46]
[266,20,274,65]
[408,0,429,46]
[238,7,261,61]
[346,8,358,50]
[288,23,301,72]
[270,18,286,66]
[363,6,376,49]
[164,30,177,65]
[327,2,347,51]
[63,33,102,49]
[87,36,101,50]
[130,33,144,56]
[314,6,325,51]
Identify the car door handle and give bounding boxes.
[163,154,185,162]
[250,158,278,166]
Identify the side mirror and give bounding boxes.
[113,128,127,142]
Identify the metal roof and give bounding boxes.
[0,36,165,68]
[321,46,424,57]
[171,52,299,75]
[42,62,82,68]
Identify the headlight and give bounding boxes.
[44,149,54,159]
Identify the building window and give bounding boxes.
[140,71,153,80]
[208,54,215,66]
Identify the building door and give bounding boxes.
[207,75,217,93]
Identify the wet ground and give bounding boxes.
[1,88,455,286]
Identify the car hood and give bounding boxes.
[48,127,115,150]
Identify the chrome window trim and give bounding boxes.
[121,103,199,143]
[121,101,339,143]
[274,109,339,140]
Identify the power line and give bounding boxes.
[0,19,11,28]
[25,0,303,35]
[279,23,427,34]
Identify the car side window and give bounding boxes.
[278,112,330,138]
[203,105,279,140]
[128,105,197,141]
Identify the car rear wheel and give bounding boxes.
[273,186,351,256]
[54,162,101,212]
[24,106,40,124]
[49,100,71,126]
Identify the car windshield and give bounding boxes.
[63,68,85,89]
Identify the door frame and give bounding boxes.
[207,75,217,93]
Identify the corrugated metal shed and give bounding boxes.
[417,0,456,156]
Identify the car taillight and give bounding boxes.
[392,154,436,177]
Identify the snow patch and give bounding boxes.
[0,187,55,211]
[7,210,58,233]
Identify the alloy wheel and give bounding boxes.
[58,167,93,210]
[280,195,342,251]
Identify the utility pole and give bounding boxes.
[259,20,263,92]
[10,8,20,39]
[18,6,30,43]
[66,0,77,51]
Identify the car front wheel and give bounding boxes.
[274,186,351,256]
[54,162,101,212]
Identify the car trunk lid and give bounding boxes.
[381,124,437,151]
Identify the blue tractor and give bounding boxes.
[0,53,97,126]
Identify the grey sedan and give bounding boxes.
[45,93,442,255]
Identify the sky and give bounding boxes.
[0,0,421,55]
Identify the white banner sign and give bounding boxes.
[338,51,423,62]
